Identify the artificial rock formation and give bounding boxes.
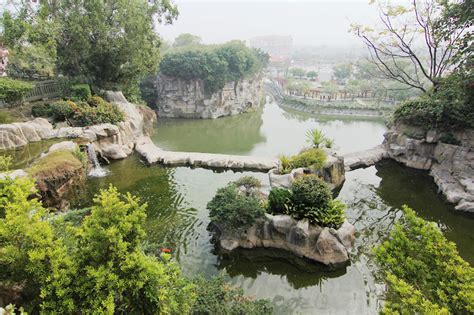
[156,75,263,119]
[135,136,279,171]
[384,124,474,213]
[268,150,346,192]
[212,214,355,267]
[0,92,156,161]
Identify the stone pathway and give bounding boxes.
[135,137,280,171]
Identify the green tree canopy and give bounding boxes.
[160,41,265,95]
[1,0,179,100]
[332,64,352,82]
[173,33,202,48]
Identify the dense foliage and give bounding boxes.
[0,175,195,313]
[267,175,346,228]
[160,41,268,95]
[70,84,92,102]
[192,275,272,314]
[1,1,179,100]
[207,181,265,231]
[267,187,293,215]
[375,205,474,314]
[32,96,124,126]
[279,148,327,174]
[0,78,33,106]
[393,70,474,131]
[289,175,345,228]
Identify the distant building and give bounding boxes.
[249,35,292,62]
[0,46,8,77]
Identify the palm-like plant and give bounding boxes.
[306,128,326,148]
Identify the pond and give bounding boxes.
[34,100,474,314]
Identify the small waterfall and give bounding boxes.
[86,144,109,177]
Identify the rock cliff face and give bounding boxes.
[384,124,474,213]
[212,215,355,267]
[156,75,263,119]
[0,92,156,160]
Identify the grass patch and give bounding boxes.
[27,149,83,177]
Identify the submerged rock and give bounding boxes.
[211,214,355,267]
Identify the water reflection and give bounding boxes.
[152,107,266,154]
[2,139,60,169]
[152,100,387,156]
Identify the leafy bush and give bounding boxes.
[393,71,474,131]
[291,175,332,214]
[0,110,14,123]
[268,187,293,215]
[0,155,12,172]
[305,199,346,228]
[375,205,474,314]
[0,179,196,313]
[86,95,106,107]
[31,103,52,117]
[234,176,262,189]
[0,78,33,106]
[290,148,327,170]
[207,183,265,230]
[50,101,75,121]
[279,148,327,174]
[73,99,124,126]
[192,275,272,315]
[70,84,91,101]
[279,155,293,174]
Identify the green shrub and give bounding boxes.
[192,275,273,314]
[393,71,474,131]
[70,84,91,101]
[234,176,262,189]
[279,155,293,174]
[50,101,75,121]
[0,78,33,106]
[375,205,474,314]
[279,148,327,174]
[86,95,106,107]
[0,155,12,172]
[73,98,124,126]
[305,199,346,228]
[207,184,265,231]
[288,175,345,227]
[268,187,293,215]
[0,111,14,123]
[31,103,52,117]
[290,148,327,170]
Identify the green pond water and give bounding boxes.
[9,100,473,314]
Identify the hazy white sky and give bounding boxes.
[158,0,381,46]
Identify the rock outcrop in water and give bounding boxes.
[156,75,263,119]
[269,150,346,192]
[0,92,156,161]
[384,124,474,213]
[211,215,355,267]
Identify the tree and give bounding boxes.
[2,0,179,100]
[352,0,472,92]
[288,68,306,78]
[173,33,202,48]
[332,64,352,82]
[306,70,318,80]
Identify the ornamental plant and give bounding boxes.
[375,205,474,314]
[0,77,33,106]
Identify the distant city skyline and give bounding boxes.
[158,1,380,47]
